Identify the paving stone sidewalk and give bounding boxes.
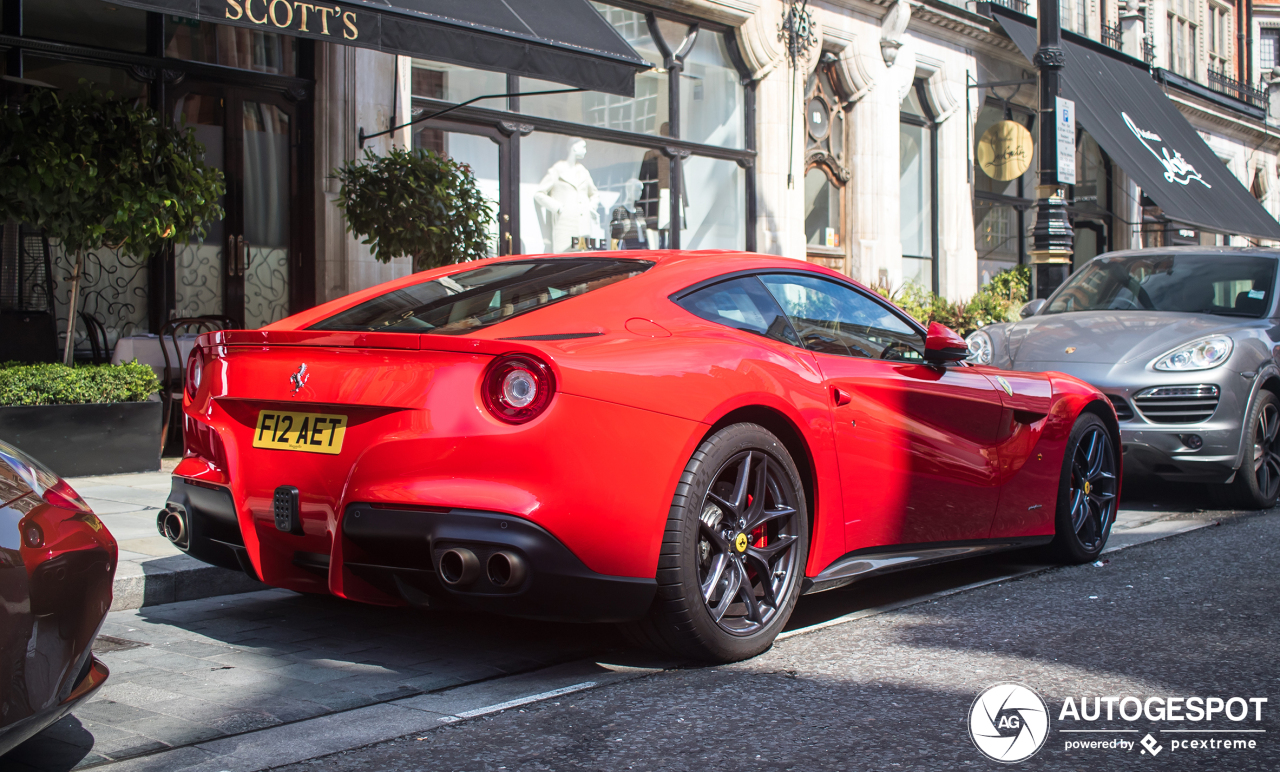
[68,464,261,610]
[8,588,625,770]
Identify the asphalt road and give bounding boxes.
[273,504,1280,772]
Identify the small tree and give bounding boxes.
[0,84,225,363]
[334,147,495,272]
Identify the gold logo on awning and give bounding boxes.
[224,1,360,40]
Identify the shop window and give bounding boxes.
[900,81,936,291]
[680,155,746,250]
[520,133,660,253]
[24,0,147,53]
[679,28,745,148]
[412,128,502,258]
[805,168,841,250]
[1074,132,1108,214]
[411,62,507,109]
[519,5,667,136]
[165,18,298,76]
[975,202,1019,284]
[22,57,149,101]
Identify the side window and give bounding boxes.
[675,277,800,347]
[759,273,924,360]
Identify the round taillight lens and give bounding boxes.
[185,346,204,399]
[482,354,555,424]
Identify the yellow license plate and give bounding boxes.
[253,410,347,455]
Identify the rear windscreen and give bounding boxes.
[310,259,653,334]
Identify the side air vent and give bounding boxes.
[1106,394,1134,422]
[1133,385,1219,424]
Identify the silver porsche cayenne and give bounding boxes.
[967,246,1280,508]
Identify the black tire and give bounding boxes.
[1220,390,1280,510]
[1048,413,1119,564]
[623,423,809,663]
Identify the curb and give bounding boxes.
[111,555,263,612]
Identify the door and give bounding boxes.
[171,85,297,328]
[758,273,1006,550]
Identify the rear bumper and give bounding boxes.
[0,656,108,757]
[165,477,656,623]
[341,504,655,623]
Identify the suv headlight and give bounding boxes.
[1152,335,1233,371]
[966,330,993,365]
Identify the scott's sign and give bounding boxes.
[217,0,361,40]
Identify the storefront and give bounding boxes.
[0,0,649,356]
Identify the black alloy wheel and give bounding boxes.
[625,423,808,662]
[696,449,802,636]
[1050,413,1118,564]
[1222,390,1280,509]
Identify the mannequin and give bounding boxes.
[609,178,649,250]
[533,138,600,252]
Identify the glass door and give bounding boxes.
[171,85,296,328]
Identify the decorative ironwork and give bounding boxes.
[284,86,310,103]
[778,0,817,68]
[987,0,1029,12]
[1142,37,1156,65]
[804,61,850,183]
[51,243,149,356]
[1102,21,1122,50]
[498,121,536,136]
[1207,66,1267,109]
[1033,48,1067,68]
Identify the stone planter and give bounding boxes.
[0,401,162,477]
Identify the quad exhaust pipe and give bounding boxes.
[437,547,527,590]
[157,504,189,549]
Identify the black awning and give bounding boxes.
[111,0,649,96]
[995,10,1280,241]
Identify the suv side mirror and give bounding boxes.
[1020,299,1046,318]
[924,321,969,363]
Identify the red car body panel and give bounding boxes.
[171,251,1118,616]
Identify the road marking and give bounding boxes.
[447,681,600,721]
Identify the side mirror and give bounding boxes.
[1019,299,1046,318]
[924,321,969,363]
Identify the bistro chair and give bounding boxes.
[78,311,111,365]
[159,315,236,455]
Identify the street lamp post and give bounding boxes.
[1029,0,1074,298]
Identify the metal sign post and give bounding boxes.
[1029,0,1075,298]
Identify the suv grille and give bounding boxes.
[1106,394,1134,421]
[1133,385,1220,424]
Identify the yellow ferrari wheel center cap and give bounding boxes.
[734,533,749,553]
[1083,481,1092,495]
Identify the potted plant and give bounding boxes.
[334,146,496,271]
[0,83,225,364]
[0,361,162,476]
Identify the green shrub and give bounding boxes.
[0,361,160,407]
[874,266,1030,337]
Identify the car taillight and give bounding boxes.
[0,440,92,513]
[185,346,205,399]
[482,354,555,424]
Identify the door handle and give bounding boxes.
[227,235,236,275]
[831,387,852,407]
[241,237,250,276]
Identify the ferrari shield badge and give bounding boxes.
[996,376,1014,396]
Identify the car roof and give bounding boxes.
[1090,246,1280,260]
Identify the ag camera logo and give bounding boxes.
[969,683,1050,763]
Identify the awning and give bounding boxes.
[995,9,1280,241]
[109,0,649,97]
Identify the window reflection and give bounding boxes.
[165,19,297,76]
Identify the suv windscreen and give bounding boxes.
[311,259,652,334]
[1046,254,1277,317]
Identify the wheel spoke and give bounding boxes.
[701,553,729,603]
[736,568,763,624]
[746,534,798,564]
[1069,487,1087,532]
[744,553,779,609]
[709,562,744,622]
[744,455,769,526]
[699,520,730,552]
[706,491,739,519]
[1265,407,1279,443]
[746,504,796,532]
[728,451,752,513]
[1085,431,1106,477]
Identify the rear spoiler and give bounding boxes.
[197,330,557,357]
